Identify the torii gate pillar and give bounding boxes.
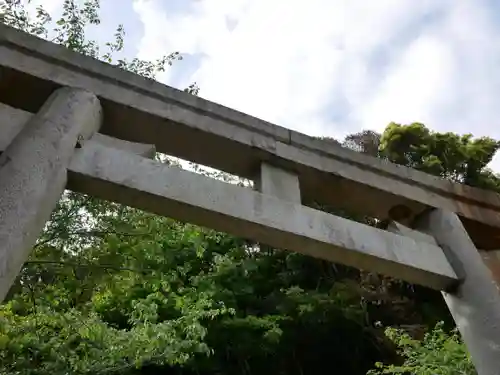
[0,87,102,300]
[391,214,500,375]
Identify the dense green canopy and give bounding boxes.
[2,1,499,374]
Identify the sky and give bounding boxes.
[23,0,500,171]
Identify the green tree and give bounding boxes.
[368,322,475,375]
[329,125,500,374]
[364,122,500,374]
[380,122,500,189]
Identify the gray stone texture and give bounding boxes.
[0,103,155,158]
[254,163,301,203]
[68,140,457,290]
[0,87,102,301]
[0,102,31,151]
[391,213,500,375]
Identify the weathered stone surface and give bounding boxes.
[68,140,458,290]
[390,218,500,374]
[0,103,155,158]
[1,24,499,249]
[0,102,31,151]
[479,249,500,290]
[89,133,156,159]
[254,163,301,203]
[0,87,102,301]
[410,211,500,375]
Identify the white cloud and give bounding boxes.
[18,0,500,169]
[357,35,457,129]
[133,0,447,132]
[116,1,500,171]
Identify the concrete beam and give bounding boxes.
[67,140,458,290]
[0,87,102,301]
[0,102,31,151]
[1,24,500,249]
[390,224,500,292]
[386,221,437,246]
[254,163,301,203]
[0,103,155,158]
[87,134,156,159]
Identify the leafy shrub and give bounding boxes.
[368,322,476,375]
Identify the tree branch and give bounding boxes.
[67,229,151,238]
[24,260,148,274]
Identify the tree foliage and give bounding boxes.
[380,122,500,188]
[368,322,475,375]
[2,1,500,375]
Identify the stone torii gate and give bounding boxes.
[1,24,500,374]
